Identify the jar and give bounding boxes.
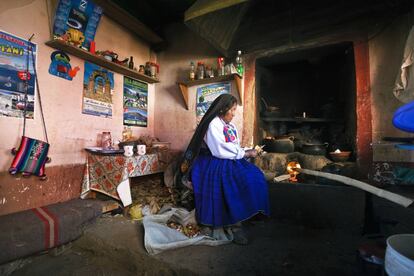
[122,127,132,142]
[144,62,151,76]
[101,131,112,149]
[206,66,213,78]
[139,65,145,73]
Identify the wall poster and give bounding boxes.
[123,77,148,127]
[53,0,103,51]
[196,82,231,123]
[0,30,37,118]
[82,61,114,117]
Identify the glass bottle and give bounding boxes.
[197,62,204,80]
[236,50,243,75]
[101,131,112,149]
[189,61,195,80]
[128,56,134,69]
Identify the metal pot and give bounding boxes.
[301,142,328,155]
[262,136,294,153]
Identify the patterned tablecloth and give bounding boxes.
[81,150,173,206]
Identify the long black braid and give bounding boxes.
[181,93,237,172]
[174,93,237,209]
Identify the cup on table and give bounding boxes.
[137,144,146,155]
[123,145,134,157]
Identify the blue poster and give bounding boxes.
[0,30,37,118]
[123,77,148,127]
[196,82,231,123]
[53,0,103,50]
[82,62,114,117]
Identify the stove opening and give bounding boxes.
[256,42,357,162]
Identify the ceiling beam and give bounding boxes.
[93,0,163,46]
[184,0,248,21]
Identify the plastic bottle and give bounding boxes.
[206,66,214,78]
[217,57,225,76]
[236,50,243,75]
[189,61,195,80]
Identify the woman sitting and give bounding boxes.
[177,93,270,244]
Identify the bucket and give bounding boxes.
[385,234,414,276]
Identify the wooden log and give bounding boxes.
[297,168,413,208]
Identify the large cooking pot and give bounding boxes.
[262,136,294,153]
[301,142,328,155]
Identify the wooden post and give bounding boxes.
[354,41,373,178]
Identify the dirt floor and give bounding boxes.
[3,215,363,276]
[1,178,387,276]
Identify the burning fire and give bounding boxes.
[286,161,301,182]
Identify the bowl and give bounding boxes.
[329,151,351,162]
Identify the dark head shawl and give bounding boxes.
[174,93,238,209]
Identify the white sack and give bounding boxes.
[143,207,232,255]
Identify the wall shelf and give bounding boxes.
[177,73,242,110]
[45,39,160,84]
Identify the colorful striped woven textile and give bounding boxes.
[9,136,50,177]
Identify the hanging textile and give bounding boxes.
[393,25,414,103]
[9,34,50,179]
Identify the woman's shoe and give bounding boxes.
[232,227,248,245]
[200,226,213,237]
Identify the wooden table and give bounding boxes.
[81,150,174,206]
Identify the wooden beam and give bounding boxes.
[92,0,163,45]
[354,41,373,178]
[185,0,248,21]
[178,83,189,110]
[185,2,249,56]
[298,168,413,208]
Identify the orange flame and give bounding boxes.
[287,161,301,182]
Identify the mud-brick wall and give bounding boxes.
[154,23,246,151]
[234,10,414,181]
[370,11,414,184]
[0,0,156,215]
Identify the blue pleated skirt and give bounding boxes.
[191,154,270,227]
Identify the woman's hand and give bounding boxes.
[244,149,258,158]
